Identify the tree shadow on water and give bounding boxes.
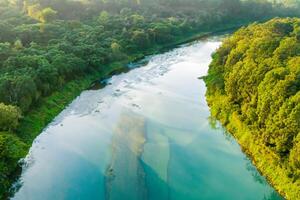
[208,115,235,143]
[244,158,283,200]
[263,191,283,200]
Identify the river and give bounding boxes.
[12,36,282,200]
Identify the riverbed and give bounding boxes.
[12,36,282,200]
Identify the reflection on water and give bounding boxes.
[105,112,147,200]
[12,37,282,200]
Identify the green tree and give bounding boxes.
[0,103,21,131]
[98,10,109,25]
[40,7,57,23]
[205,18,300,198]
[131,30,150,48]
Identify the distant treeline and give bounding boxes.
[0,0,299,198]
[205,18,300,199]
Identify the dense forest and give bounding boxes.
[205,18,300,199]
[0,0,300,198]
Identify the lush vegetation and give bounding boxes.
[205,18,300,199]
[0,0,300,198]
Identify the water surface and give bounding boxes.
[13,37,282,200]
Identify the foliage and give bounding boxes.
[205,18,300,199]
[0,103,21,132]
[0,0,300,198]
[0,132,27,197]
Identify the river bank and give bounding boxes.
[3,19,271,199]
[207,109,300,200]
[16,22,247,143]
[12,36,281,200]
[3,27,219,199]
[204,18,300,199]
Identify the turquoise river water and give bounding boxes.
[12,36,282,200]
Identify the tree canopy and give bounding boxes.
[0,0,300,198]
[205,18,300,199]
